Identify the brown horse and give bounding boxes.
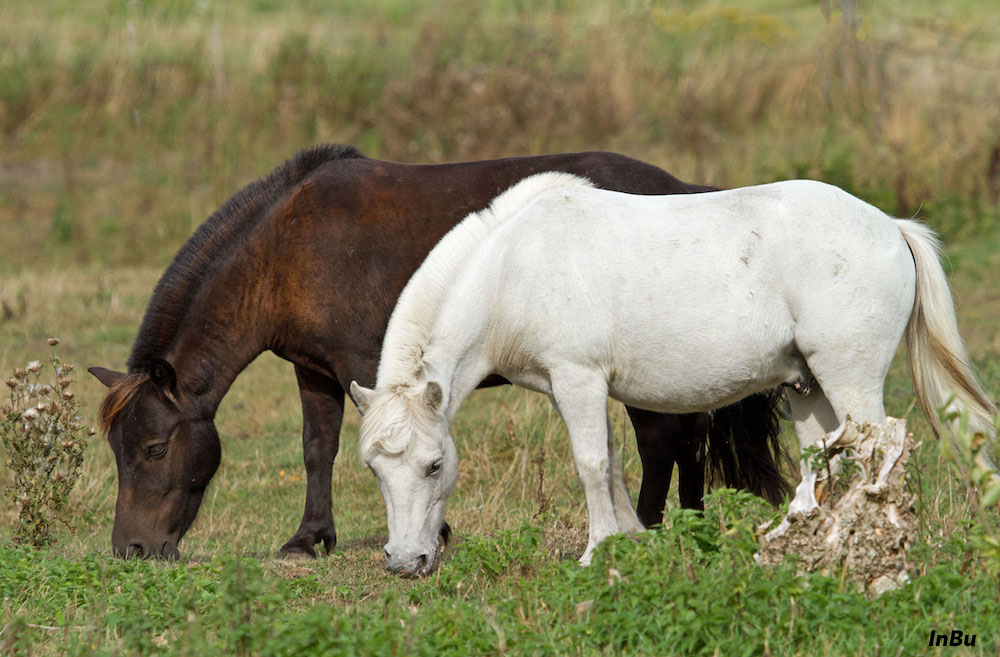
[89,145,788,559]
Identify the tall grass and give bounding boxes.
[1,0,999,272]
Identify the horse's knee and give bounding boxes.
[302,442,334,471]
[574,453,609,487]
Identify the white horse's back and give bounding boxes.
[468,180,914,413]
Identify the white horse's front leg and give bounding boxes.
[548,373,618,566]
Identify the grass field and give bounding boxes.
[2,0,1000,654]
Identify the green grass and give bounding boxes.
[2,0,1000,654]
[3,493,998,656]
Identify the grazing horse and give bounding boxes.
[351,173,996,576]
[88,145,789,559]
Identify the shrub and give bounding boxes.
[0,338,94,546]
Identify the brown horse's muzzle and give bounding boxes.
[111,486,195,560]
[112,512,180,559]
[113,537,180,560]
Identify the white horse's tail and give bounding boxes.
[896,219,997,441]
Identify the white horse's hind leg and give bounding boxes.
[606,412,644,534]
[786,386,841,465]
[786,357,890,515]
[547,370,619,566]
[785,386,844,515]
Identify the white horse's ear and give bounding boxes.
[424,381,443,412]
[350,381,374,415]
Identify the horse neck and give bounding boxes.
[423,286,494,422]
[160,259,273,418]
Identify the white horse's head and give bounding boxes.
[350,380,457,576]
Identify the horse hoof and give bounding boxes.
[279,527,336,558]
[278,542,318,559]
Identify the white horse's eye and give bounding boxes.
[426,459,443,477]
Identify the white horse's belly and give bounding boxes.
[607,347,805,413]
[605,320,805,413]
[506,283,804,414]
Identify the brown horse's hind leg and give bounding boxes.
[627,407,708,526]
[280,365,343,558]
[674,414,709,512]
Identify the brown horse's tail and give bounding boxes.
[705,390,792,505]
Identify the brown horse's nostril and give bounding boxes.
[126,543,146,559]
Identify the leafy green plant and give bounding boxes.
[0,338,94,547]
[800,439,864,500]
[941,409,1000,577]
[439,523,543,586]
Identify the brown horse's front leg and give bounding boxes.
[280,365,343,558]
[627,407,708,526]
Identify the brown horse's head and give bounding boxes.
[89,360,220,559]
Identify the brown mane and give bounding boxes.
[98,373,150,433]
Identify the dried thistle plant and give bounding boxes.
[0,338,94,547]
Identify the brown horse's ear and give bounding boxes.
[88,367,125,388]
[350,381,373,416]
[149,358,179,404]
[424,381,443,412]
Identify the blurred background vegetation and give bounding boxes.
[2,0,999,274]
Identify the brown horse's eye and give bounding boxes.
[147,443,167,460]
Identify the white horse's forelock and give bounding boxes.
[358,388,440,462]
[375,171,595,390]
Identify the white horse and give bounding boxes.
[351,173,996,576]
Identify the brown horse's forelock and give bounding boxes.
[98,372,150,433]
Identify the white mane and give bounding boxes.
[375,171,595,390]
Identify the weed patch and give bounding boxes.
[0,339,93,546]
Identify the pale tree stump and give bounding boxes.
[757,417,917,597]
